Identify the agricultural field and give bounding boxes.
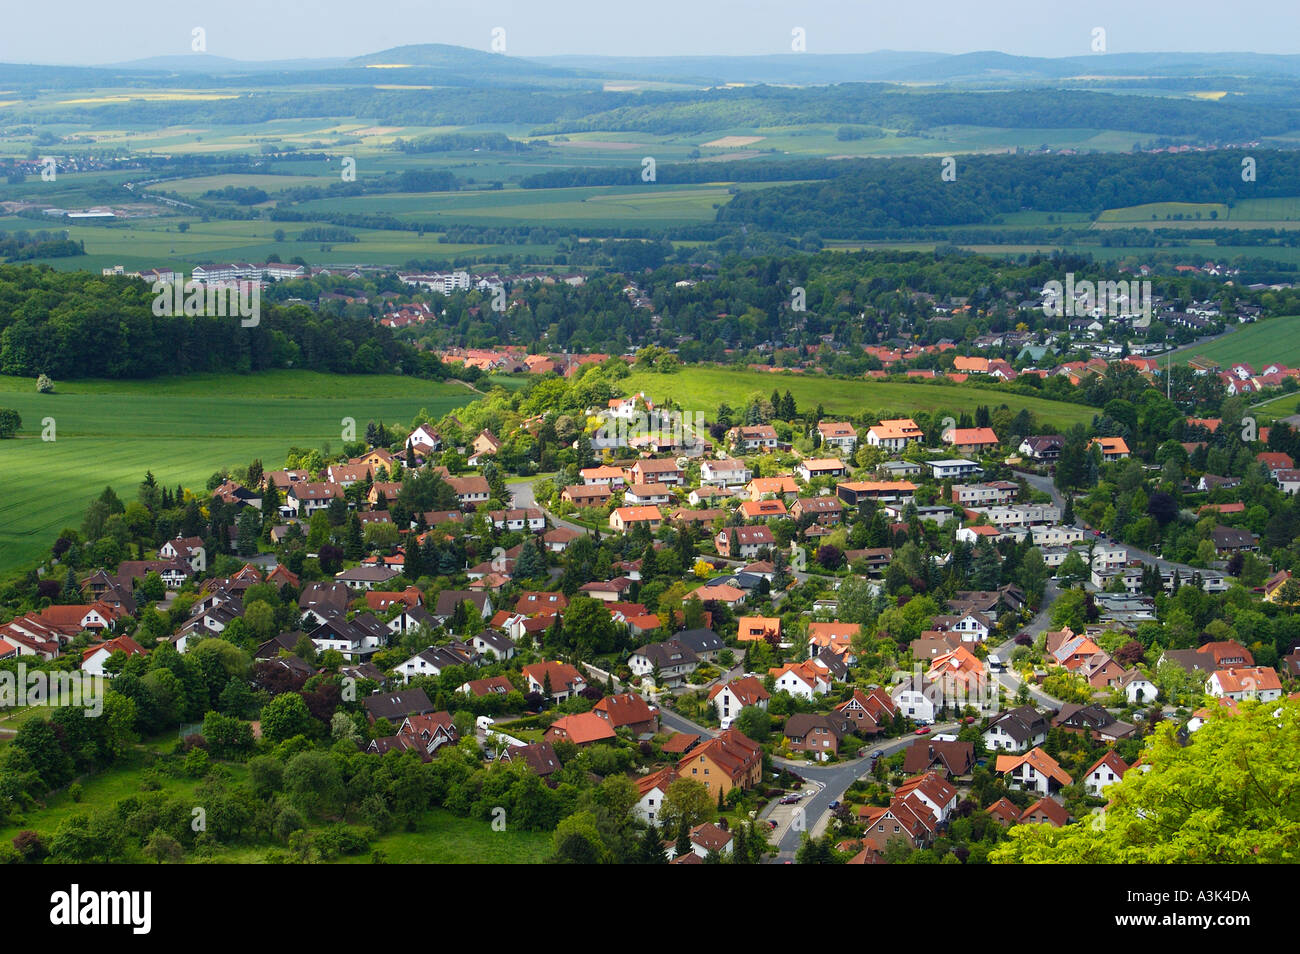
[619,366,1095,430]
[1174,314,1300,370]
[0,371,477,573]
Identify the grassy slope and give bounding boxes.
[1176,315,1300,370]
[620,366,1095,429]
[0,371,476,574]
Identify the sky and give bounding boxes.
[1,0,1298,64]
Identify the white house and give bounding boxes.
[1084,752,1129,796]
[891,676,936,724]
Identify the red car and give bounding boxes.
[914,726,931,735]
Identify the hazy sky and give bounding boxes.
[2,0,1298,64]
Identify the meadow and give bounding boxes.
[0,371,477,574]
[620,366,1095,430]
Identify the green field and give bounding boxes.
[0,371,476,574]
[1176,315,1300,371]
[620,366,1095,429]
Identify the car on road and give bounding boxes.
[828,801,840,811]
[914,726,931,735]
[963,716,977,724]
[870,749,882,760]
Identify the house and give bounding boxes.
[626,458,684,486]
[747,476,800,499]
[523,661,587,701]
[1210,525,1259,554]
[672,628,726,661]
[159,536,207,572]
[836,481,917,506]
[995,747,1073,795]
[562,483,613,507]
[700,458,752,486]
[736,616,781,643]
[708,676,769,729]
[1206,667,1283,702]
[445,476,491,509]
[926,459,982,480]
[891,674,936,724]
[1161,639,1254,675]
[1114,668,1159,705]
[545,712,617,746]
[1088,436,1130,461]
[487,508,546,532]
[469,630,515,661]
[716,525,775,559]
[592,692,659,737]
[676,728,763,799]
[459,674,516,698]
[624,483,673,506]
[1022,798,1070,827]
[986,797,1023,827]
[580,465,626,486]
[737,498,788,521]
[368,711,459,758]
[902,739,974,777]
[362,689,437,724]
[866,418,923,451]
[469,429,501,464]
[666,822,734,861]
[1019,435,1065,461]
[81,635,146,678]
[287,482,344,516]
[807,621,860,660]
[834,687,896,736]
[769,661,832,699]
[983,705,1048,752]
[609,506,663,532]
[1052,703,1137,742]
[433,590,493,622]
[792,496,844,525]
[629,639,699,687]
[729,424,778,452]
[796,458,848,482]
[1084,751,1129,796]
[816,421,858,455]
[635,767,679,826]
[943,427,999,456]
[498,741,561,777]
[405,423,442,453]
[335,565,401,591]
[784,712,851,760]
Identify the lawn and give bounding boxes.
[619,366,1095,429]
[0,371,476,574]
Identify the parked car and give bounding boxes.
[779,794,802,805]
[914,726,931,735]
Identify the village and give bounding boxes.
[3,352,1297,865]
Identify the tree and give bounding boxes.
[991,699,1300,863]
[659,778,716,832]
[259,692,313,743]
[36,374,54,393]
[734,706,772,742]
[0,408,21,439]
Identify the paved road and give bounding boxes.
[766,723,960,862]
[1017,470,1201,578]
[509,479,594,537]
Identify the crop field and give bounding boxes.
[292,182,734,228]
[0,371,476,573]
[1174,315,1300,370]
[619,366,1096,430]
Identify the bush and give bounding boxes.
[36,374,53,393]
